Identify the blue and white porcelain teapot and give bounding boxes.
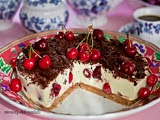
[20,0,69,32]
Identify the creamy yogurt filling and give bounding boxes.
[17,52,149,108]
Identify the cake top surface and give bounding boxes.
[16,30,148,89]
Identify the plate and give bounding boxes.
[0,30,160,120]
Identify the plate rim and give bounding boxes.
[0,29,160,120]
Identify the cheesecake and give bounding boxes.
[15,29,150,110]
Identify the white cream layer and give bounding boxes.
[17,52,149,108]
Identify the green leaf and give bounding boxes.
[0,58,5,69]
[117,36,125,43]
[155,81,160,90]
[104,34,113,40]
[0,58,12,75]
[154,52,160,61]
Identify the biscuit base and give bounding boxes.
[80,83,138,106]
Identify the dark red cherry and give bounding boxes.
[125,45,137,57]
[92,66,102,80]
[78,50,90,62]
[91,49,101,61]
[79,43,90,51]
[23,58,36,70]
[83,68,91,78]
[121,61,135,75]
[102,83,111,94]
[51,83,61,97]
[147,74,158,87]
[31,50,40,62]
[35,38,48,51]
[10,78,22,93]
[39,55,51,69]
[93,29,104,41]
[65,31,75,41]
[68,72,73,83]
[138,87,150,100]
[55,31,64,40]
[66,47,78,60]
[10,57,17,69]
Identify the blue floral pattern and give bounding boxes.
[67,0,110,16]
[135,21,160,36]
[25,0,62,7]
[20,10,69,32]
[0,0,21,19]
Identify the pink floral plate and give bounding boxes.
[0,30,160,120]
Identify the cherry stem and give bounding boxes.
[76,36,87,49]
[29,45,32,59]
[60,24,67,32]
[76,24,94,51]
[148,68,153,74]
[91,34,94,49]
[30,45,42,59]
[127,32,132,48]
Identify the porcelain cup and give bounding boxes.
[133,7,160,46]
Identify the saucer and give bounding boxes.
[118,22,138,36]
[118,22,160,48]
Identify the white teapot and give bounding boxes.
[20,0,69,32]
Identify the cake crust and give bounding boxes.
[80,83,138,106]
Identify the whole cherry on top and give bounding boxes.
[65,25,103,62]
[23,43,51,70]
[55,24,75,41]
[123,33,137,57]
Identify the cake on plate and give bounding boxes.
[9,26,157,110]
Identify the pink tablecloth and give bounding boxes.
[0,0,160,120]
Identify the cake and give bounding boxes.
[10,27,155,110]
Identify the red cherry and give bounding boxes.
[147,74,158,87]
[138,87,150,100]
[102,83,111,94]
[31,50,40,61]
[92,66,102,80]
[78,50,90,62]
[39,55,51,69]
[66,47,78,60]
[91,49,101,61]
[51,83,61,97]
[68,72,73,83]
[93,29,104,41]
[55,31,64,40]
[23,58,36,70]
[10,78,22,93]
[79,43,90,51]
[125,45,137,57]
[65,31,75,41]
[83,68,91,78]
[10,57,17,69]
[35,38,48,51]
[121,61,135,75]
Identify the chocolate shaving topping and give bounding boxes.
[16,34,148,89]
